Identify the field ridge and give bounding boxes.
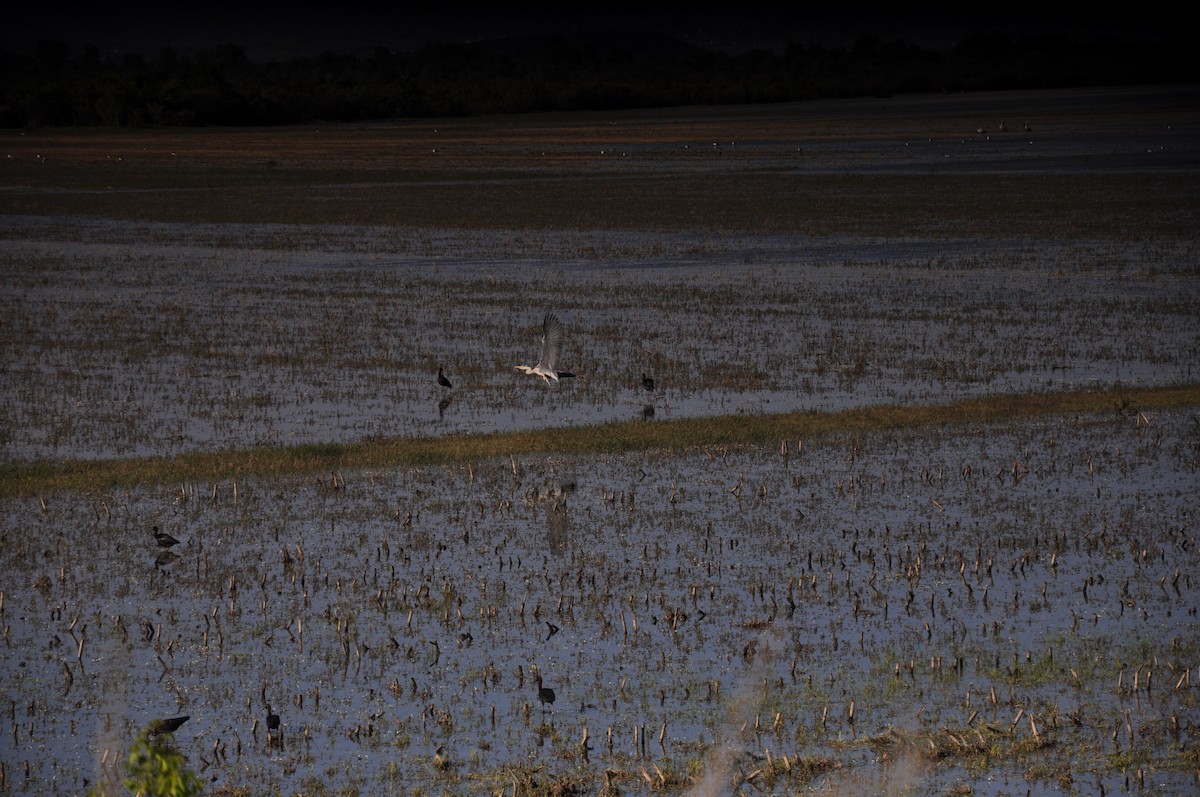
[3,382,1197,498]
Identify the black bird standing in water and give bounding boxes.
[437,366,452,389]
[535,672,556,713]
[263,702,282,753]
[642,372,655,392]
[153,526,180,548]
[261,685,282,751]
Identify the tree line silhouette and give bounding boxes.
[1,28,1191,128]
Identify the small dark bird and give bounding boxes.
[153,526,179,548]
[642,372,655,392]
[265,704,280,731]
[150,716,189,736]
[437,366,452,389]
[535,673,556,712]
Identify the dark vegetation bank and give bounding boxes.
[1,27,1193,127]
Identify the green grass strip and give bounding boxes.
[2,383,1197,498]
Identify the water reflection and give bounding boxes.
[545,496,569,557]
[4,409,1198,795]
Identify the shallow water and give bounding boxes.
[1,219,1196,462]
[0,407,1196,795]
[1,86,1198,795]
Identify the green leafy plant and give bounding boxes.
[89,727,203,797]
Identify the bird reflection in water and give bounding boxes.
[546,496,568,557]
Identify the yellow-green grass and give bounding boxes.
[2,383,1197,498]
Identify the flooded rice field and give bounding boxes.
[1,406,1198,795]
[1,219,1197,462]
[1,85,1199,795]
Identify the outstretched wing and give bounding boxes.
[536,313,564,373]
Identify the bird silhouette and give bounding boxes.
[535,672,556,712]
[642,372,655,392]
[262,686,281,731]
[262,702,282,753]
[153,526,179,548]
[437,366,452,389]
[515,313,575,384]
[150,715,189,736]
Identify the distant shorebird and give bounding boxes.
[642,372,655,392]
[264,701,282,753]
[263,686,281,732]
[150,715,189,736]
[153,526,179,548]
[537,676,554,710]
[515,313,575,384]
[437,366,452,389]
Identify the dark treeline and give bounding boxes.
[1,28,1192,128]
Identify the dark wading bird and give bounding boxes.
[263,701,282,753]
[150,715,189,736]
[515,313,575,384]
[153,526,179,548]
[642,372,655,392]
[262,685,281,733]
[437,366,452,389]
[535,673,556,713]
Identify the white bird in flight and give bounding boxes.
[515,312,575,384]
